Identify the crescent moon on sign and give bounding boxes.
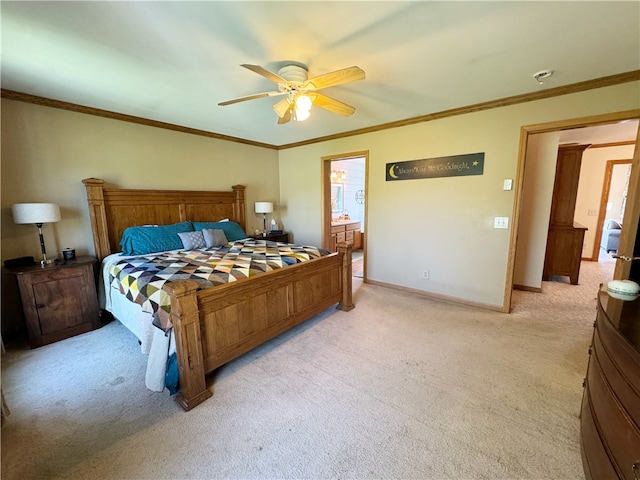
[388,164,399,179]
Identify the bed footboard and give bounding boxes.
[162,279,213,411]
[164,243,354,411]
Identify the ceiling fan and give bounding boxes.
[218,63,365,124]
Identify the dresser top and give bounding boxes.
[599,288,640,353]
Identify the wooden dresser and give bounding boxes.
[543,144,590,284]
[544,222,588,285]
[331,221,361,251]
[580,289,640,479]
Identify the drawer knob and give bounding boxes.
[632,462,639,480]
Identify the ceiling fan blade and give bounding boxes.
[304,66,365,91]
[278,107,292,125]
[311,93,356,117]
[241,64,286,84]
[272,98,291,118]
[218,91,283,106]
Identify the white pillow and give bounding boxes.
[202,228,228,247]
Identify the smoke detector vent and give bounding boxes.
[533,69,553,84]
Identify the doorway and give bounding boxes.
[592,159,633,261]
[508,113,640,311]
[322,151,368,281]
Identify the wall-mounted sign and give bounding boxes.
[386,152,484,181]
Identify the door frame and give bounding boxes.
[321,150,369,279]
[616,123,640,280]
[591,159,633,261]
[506,110,640,311]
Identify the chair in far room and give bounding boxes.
[601,219,622,253]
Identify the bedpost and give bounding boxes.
[337,242,355,311]
[83,178,111,261]
[163,280,213,411]
[232,185,247,233]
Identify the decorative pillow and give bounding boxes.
[202,228,228,248]
[120,221,194,255]
[178,231,206,250]
[193,221,247,241]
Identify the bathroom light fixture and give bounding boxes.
[330,169,347,182]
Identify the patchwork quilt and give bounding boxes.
[108,239,326,332]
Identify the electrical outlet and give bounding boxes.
[494,217,509,229]
[421,269,430,280]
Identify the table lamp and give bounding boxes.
[12,203,61,266]
[255,202,273,236]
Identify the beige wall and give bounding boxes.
[279,82,640,308]
[2,82,638,311]
[1,100,280,261]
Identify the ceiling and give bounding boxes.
[2,1,639,148]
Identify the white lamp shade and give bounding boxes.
[12,203,61,224]
[255,202,273,214]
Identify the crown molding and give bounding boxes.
[3,70,639,150]
[278,70,640,149]
[0,89,277,150]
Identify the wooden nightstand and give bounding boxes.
[8,256,102,348]
[248,232,289,243]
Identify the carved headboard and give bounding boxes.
[83,178,246,260]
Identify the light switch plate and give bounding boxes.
[503,179,513,191]
[494,217,509,229]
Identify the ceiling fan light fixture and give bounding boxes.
[295,94,312,112]
[293,107,311,122]
[292,94,312,122]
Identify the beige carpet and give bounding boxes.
[1,258,615,479]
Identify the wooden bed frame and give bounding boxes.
[83,178,354,411]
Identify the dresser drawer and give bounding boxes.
[580,391,619,480]
[587,351,640,478]
[593,328,640,425]
[345,222,361,232]
[335,232,346,243]
[345,231,354,243]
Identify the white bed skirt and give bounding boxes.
[100,254,176,392]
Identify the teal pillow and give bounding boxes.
[193,221,247,242]
[120,221,194,255]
